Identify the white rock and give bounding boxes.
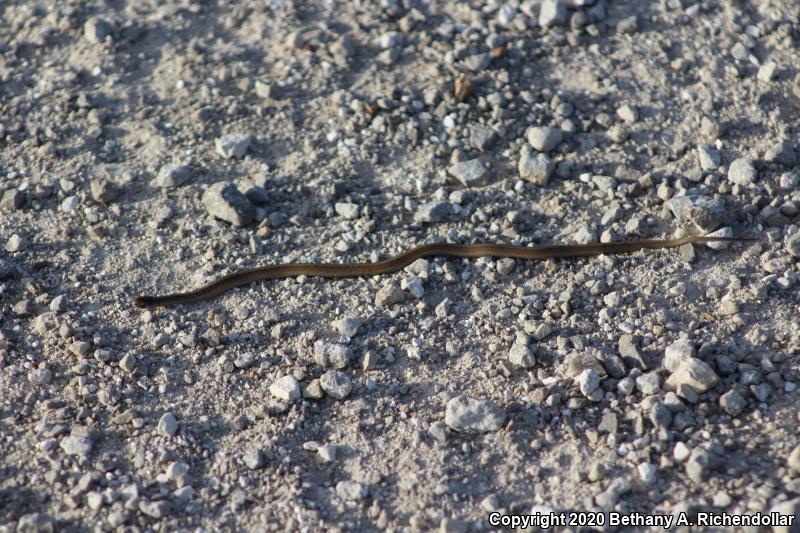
[269,375,301,402]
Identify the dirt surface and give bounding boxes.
[2,1,800,531]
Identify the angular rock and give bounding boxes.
[336,480,367,501]
[696,144,720,170]
[16,513,55,533]
[334,202,359,219]
[469,125,497,151]
[90,179,117,203]
[719,389,746,416]
[202,182,255,226]
[518,146,555,186]
[664,195,725,232]
[508,343,536,368]
[617,334,645,369]
[664,338,696,372]
[374,284,404,306]
[666,358,719,393]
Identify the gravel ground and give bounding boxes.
[2,1,800,531]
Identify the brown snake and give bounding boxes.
[133,234,756,308]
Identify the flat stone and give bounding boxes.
[139,500,171,519]
[770,499,800,533]
[6,233,27,252]
[16,513,55,533]
[202,182,255,226]
[635,372,661,395]
[255,81,272,98]
[577,369,600,398]
[374,284,404,306]
[444,396,506,433]
[598,411,618,433]
[28,368,52,385]
[788,445,800,474]
[786,233,800,258]
[334,317,362,337]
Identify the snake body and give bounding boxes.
[133,235,755,308]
